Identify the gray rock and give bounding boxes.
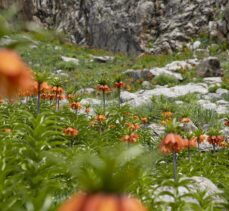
[142,81,152,90]
[149,67,183,80]
[180,121,198,132]
[121,83,208,107]
[2,0,227,54]
[61,56,79,64]
[197,57,222,77]
[203,77,222,84]
[147,123,165,137]
[216,88,228,95]
[91,55,114,63]
[77,88,95,95]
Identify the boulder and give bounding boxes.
[197,57,222,77]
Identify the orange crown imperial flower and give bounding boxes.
[183,137,197,149]
[52,86,64,94]
[141,117,148,124]
[64,127,78,136]
[207,135,224,146]
[159,133,185,154]
[179,117,191,123]
[126,123,140,131]
[0,49,34,98]
[161,111,173,119]
[96,84,111,92]
[85,107,90,114]
[70,102,82,110]
[224,120,229,127]
[95,114,106,122]
[114,81,125,88]
[121,133,139,143]
[58,193,147,211]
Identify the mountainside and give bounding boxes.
[0,0,229,54]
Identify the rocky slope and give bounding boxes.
[0,0,229,53]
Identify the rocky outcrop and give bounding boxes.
[0,0,229,53]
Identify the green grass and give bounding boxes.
[16,41,194,90]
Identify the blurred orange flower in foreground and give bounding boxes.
[0,49,34,98]
[159,133,185,154]
[58,193,147,211]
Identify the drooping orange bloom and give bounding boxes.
[0,49,34,98]
[121,133,139,143]
[132,115,139,121]
[159,133,185,154]
[224,120,229,127]
[183,137,197,149]
[96,84,111,92]
[70,102,82,110]
[199,134,206,143]
[126,123,140,131]
[66,94,74,100]
[114,81,125,88]
[207,135,224,146]
[95,115,106,122]
[160,119,170,125]
[179,117,191,123]
[51,86,64,94]
[64,127,78,136]
[85,107,90,114]
[161,111,173,119]
[141,117,148,124]
[219,141,228,148]
[58,193,147,211]
[57,94,65,100]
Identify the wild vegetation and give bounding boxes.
[0,6,228,211]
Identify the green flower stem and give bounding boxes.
[118,88,121,108]
[37,83,41,114]
[102,90,106,113]
[173,152,177,181]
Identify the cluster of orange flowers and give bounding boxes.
[179,117,191,123]
[207,135,224,146]
[89,114,107,127]
[63,127,78,136]
[40,86,65,101]
[141,117,148,124]
[114,81,125,88]
[126,123,140,131]
[121,133,139,143]
[160,111,172,125]
[160,133,197,154]
[70,102,82,110]
[0,49,34,98]
[96,84,111,92]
